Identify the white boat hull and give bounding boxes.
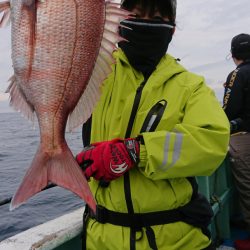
[0,207,85,250]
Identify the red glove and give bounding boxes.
[76,138,140,182]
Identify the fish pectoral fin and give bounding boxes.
[67,2,131,131]
[0,1,11,28]
[6,75,36,122]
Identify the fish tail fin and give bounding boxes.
[0,1,11,28]
[10,144,96,212]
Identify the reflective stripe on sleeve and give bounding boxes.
[160,133,183,170]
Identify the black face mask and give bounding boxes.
[119,18,175,77]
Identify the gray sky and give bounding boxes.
[1,0,250,112]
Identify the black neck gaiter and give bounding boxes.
[118,19,175,77]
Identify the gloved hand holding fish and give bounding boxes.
[76,138,140,182]
[0,0,131,214]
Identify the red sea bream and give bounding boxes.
[0,0,129,213]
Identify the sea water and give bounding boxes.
[0,112,85,241]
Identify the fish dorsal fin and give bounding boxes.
[67,2,131,131]
[6,76,36,122]
[0,1,11,28]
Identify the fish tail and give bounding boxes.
[10,144,96,213]
[0,1,11,28]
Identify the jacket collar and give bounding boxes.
[113,48,187,85]
[237,59,250,68]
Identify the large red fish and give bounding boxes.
[0,0,129,213]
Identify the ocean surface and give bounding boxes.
[0,112,85,241]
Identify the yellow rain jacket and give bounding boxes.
[85,49,230,250]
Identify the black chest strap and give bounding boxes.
[90,205,184,227]
[88,191,213,233]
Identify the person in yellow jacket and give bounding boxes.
[76,0,230,249]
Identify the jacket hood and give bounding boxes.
[114,48,187,86]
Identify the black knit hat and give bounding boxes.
[121,0,177,23]
[231,33,250,60]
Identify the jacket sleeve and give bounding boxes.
[138,83,230,180]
